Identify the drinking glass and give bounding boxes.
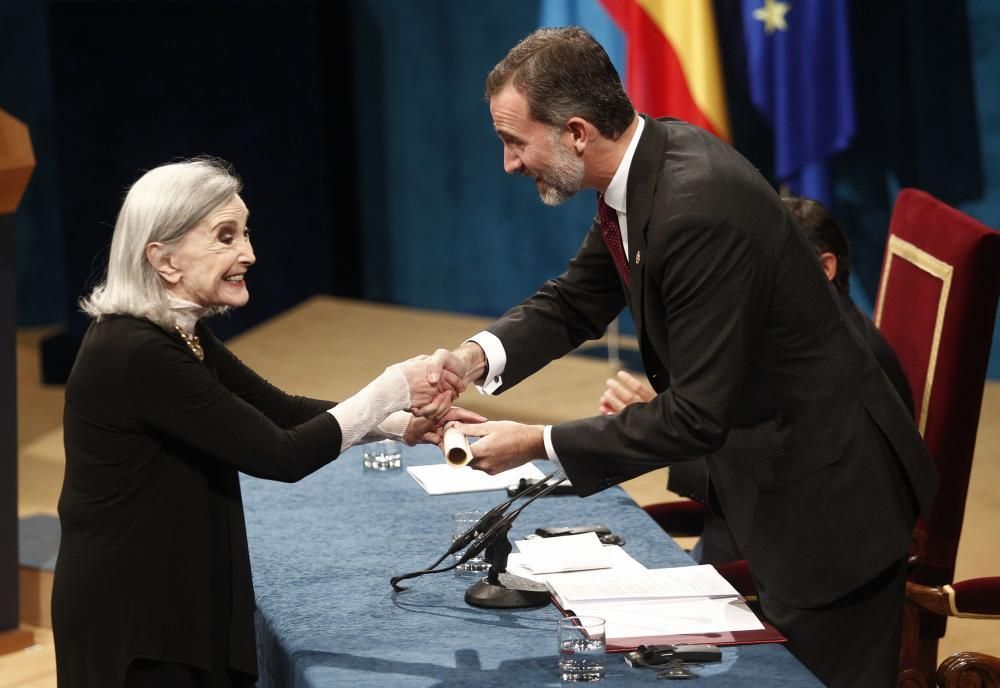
[452,510,491,572]
[362,439,402,471]
[557,616,606,682]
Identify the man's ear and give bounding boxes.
[146,242,181,285]
[817,252,838,283]
[565,117,590,155]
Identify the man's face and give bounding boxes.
[490,84,584,206]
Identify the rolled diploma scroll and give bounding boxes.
[443,425,473,467]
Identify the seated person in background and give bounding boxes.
[52,157,482,688]
[599,195,915,565]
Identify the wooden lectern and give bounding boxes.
[0,108,36,654]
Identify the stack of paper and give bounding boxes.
[505,532,616,575]
[547,565,764,643]
[513,532,612,574]
[406,463,545,495]
[507,539,646,584]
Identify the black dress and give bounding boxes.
[53,315,343,687]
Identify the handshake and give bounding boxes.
[389,342,546,474]
[395,343,488,420]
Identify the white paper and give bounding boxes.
[406,462,545,495]
[506,545,647,584]
[568,596,763,641]
[548,565,740,603]
[510,532,613,574]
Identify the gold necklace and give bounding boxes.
[174,326,205,362]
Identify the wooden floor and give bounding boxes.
[5,296,1000,686]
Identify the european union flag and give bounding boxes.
[740,0,856,206]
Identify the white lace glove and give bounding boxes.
[328,367,411,452]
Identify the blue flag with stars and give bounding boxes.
[740,0,856,206]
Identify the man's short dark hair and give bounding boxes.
[783,196,851,295]
[485,26,635,140]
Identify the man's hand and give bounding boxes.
[448,420,546,475]
[402,407,486,446]
[392,356,466,418]
[599,370,655,415]
[426,343,488,389]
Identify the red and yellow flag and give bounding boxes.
[599,0,730,141]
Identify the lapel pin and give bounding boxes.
[635,250,641,265]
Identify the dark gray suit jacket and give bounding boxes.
[487,117,938,608]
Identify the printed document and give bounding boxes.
[547,565,763,641]
[549,565,741,603]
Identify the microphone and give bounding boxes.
[390,470,566,593]
[460,476,569,609]
[454,476,567,567]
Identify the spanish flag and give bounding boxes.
[541,0,730,142]
[601,0,730,142]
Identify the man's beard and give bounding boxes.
[534,132,584,206]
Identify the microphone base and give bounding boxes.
[464,572,551,609]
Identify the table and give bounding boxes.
[242,446,823,687]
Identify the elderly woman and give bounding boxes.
[52,158,476,688]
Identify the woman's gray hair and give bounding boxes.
[80,157,242,327]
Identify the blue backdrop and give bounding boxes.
[4,0,1000,376]
[347,0,1000,376]
[350,0,599,316]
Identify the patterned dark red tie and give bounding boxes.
[597,194,630,286]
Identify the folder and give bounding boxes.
[554,599,786,652]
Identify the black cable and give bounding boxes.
[390,471,566,591]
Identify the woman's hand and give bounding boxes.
[599,370,655,415]
[402,407,486,446]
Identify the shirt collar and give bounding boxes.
[602,116,645,214]
[167,295,209,333]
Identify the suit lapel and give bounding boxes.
[624,116,668,343]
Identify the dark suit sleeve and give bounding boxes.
[200,325,334,427]
[487,220,627,391]
[552,211,773,494]
[127,333,343,482]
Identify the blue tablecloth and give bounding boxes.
[242,445,823,687]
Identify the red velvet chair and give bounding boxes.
[641,500,708,538]
[873,189,1000,687]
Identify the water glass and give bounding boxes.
[452,510,491,572]
[557,616,606,682]
[362,439,402,471]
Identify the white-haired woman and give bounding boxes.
[52,158,479,688]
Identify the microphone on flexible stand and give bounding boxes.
[390,470,566,609]
[462,474,568,609]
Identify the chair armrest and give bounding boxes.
[907,577,1000,618]
[936,652,1000,688]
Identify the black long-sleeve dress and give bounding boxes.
[53,315,342,687]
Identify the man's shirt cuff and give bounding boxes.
[465,331,505,395]
[543,425,564,472]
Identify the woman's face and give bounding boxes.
[162,194,255,309]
